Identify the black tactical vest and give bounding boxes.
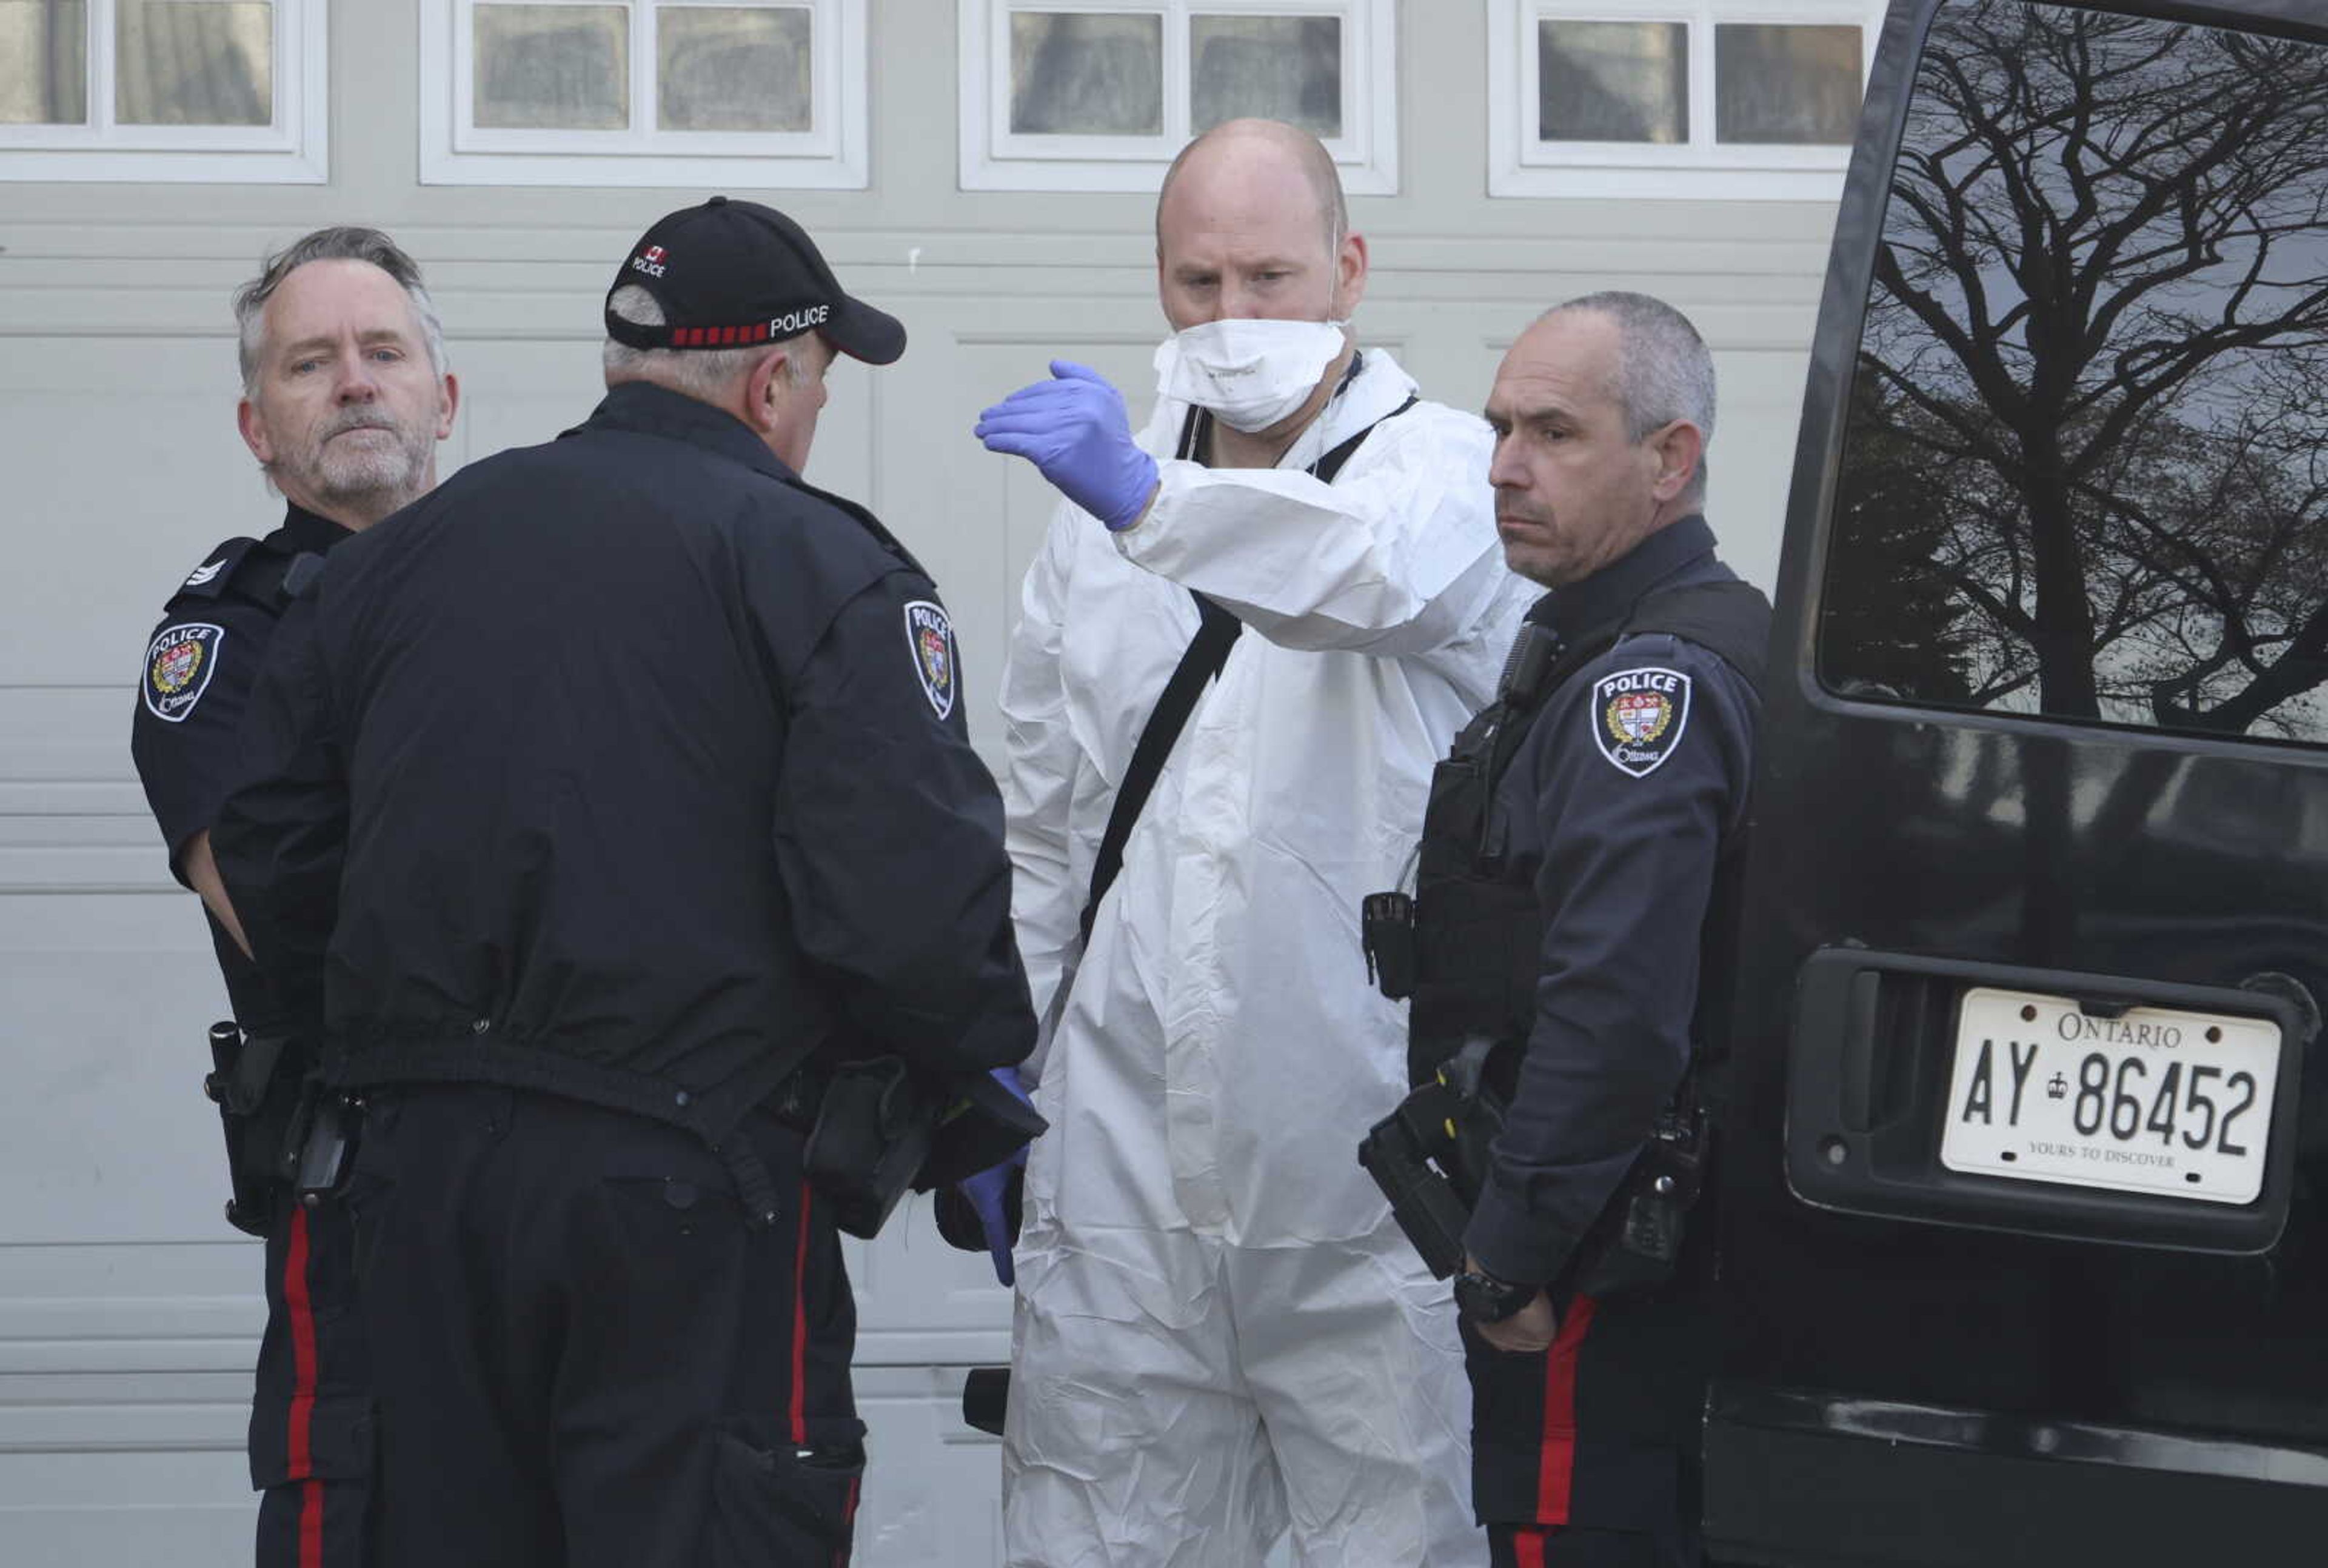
[1381,578,1771,1092]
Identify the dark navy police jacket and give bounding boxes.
[1463,515,1763,1289]
[210,381,1035,1121]
[131,504,350,1027]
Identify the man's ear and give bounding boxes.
[434,372,462,441]
[1649,420,1705,503]
[742,347,790,433]
[237,396,274,467]
[1333,230,1369,320]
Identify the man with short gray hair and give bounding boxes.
[1379,292,1769,1566]
[130,224,458,1568]
[231,225,459,530]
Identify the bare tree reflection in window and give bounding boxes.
[1822,0,2328,742]
[1715,24,1859,145]
[0,1,88,124]
[117,0,270,126]
[1010,12,1162,136]
[475,3,628,130]
[660,5,812,132]
[1191,15,1339,138]
[1538,19,1686,144]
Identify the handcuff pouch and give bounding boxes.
[801,1056,932,1239]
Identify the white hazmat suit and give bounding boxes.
[999,349,1533,1566]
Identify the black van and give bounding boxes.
[1704,0,2328,1561]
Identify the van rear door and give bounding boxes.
[1706,1,2328,1561]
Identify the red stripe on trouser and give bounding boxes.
[833,1473,861,1567]
[1535,1295,1599,1523]
[283,1206,325,1568]
[790,1183,813,1446]
[1513,1526,1548,1568]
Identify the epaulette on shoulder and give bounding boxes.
[786,473,928,578]
[168,537,261,602]
[1619,580,1772,696]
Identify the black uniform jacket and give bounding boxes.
[210,381,1035,1119]
[131,504,350,1027]
[1463,516,1762,1288]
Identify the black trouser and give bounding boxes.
[345,1084,861,1568]
[252,1195,373,1568]
[1463,1284,1710,1568]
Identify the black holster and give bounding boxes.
[801,1057,934,1240]
[1359,1038,1509,1279]
[1360,1032,1710,1298]
[201,1021,306,1236]
[1357,1099,1473,1281]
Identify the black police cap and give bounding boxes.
[604,195,905,365]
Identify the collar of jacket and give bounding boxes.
[572,379,802,487]
[1270,345,1420,473]
[270,501,355,556]
[1539,512,1718,638]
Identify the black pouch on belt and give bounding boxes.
[289,1090,361,1207]
[1573,1099,1708,1298]
[801,1056,935,1241]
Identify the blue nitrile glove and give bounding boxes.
[975,361,1161,532]
[955,1068,1034,1286]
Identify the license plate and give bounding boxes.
[1939,987,2280,1205]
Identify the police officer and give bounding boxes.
[129,225,459,1567]
[209,197,1041,1568]
[1402,293,1770,1567]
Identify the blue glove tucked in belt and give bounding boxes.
[934,1067,1035,1286]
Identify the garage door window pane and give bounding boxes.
[658,5,811,132]
[1010,11,1163,135]
[0,1,86,124]
[1716,23,1860,144]
[1539,19,1686,144]
[116,0,270,127]
[1192,15,1339,137]
[476,3,628,130]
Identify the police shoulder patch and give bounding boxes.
[1591,665,1690,778]
[142,622,225,724]
[903,599,957,720]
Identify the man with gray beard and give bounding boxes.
[129,225,458,1568]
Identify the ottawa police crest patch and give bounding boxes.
[904,600,956,720]
[1591,666,1690,778]
[142,623,224,724]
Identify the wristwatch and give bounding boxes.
[1454,1266,1537,1324]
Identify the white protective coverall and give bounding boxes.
[1000,349,1533,1566]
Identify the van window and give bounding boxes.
[1818,0,2328,744]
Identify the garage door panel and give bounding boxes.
[846,1204,1011,1359]
[0,344,271,686]
[0,940,239,1243]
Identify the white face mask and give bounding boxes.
[1154,318,1350,433]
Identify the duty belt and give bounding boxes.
[326,1035,813,1229]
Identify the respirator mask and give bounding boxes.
[1154,318,1351,433]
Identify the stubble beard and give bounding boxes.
[281,409,435,514]
[1497,507,1571,589]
